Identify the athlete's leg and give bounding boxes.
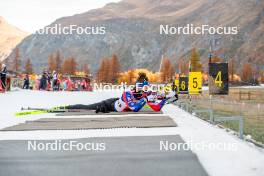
[66,98,118,111]
[66,101,104,110]
[102,98,119,112]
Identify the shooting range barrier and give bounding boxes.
[175,99,244,139]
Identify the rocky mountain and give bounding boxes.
[0,17,28,62]
[6,0,264,73]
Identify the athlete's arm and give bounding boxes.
[122,91,147,112]
[127,98,147,112]
[147,99,166,112]
[146,91,178,111]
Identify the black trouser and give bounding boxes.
[66,98,119,112]
[23,82,29,89]
[0,74,6,89]
[53,80,59,91]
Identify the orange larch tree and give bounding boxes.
[54,50,62,73]
[62,57,77,75]
[160,58,175,83]
[48,54,56,72]
[82,63,90,75]
[109,54,120,83]
[12,48,21,73]
[24,58,34,74]
[97,59,108,82]
[242,63,253,82]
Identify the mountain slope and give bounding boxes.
[0,17,28,62]
[6,0,264,73]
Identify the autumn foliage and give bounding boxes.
[97,55,121,83]
[228,58,236,81]
[62,57,77,75]
[242,63,253,82]
[118,69,159,84]
[48,51,62,73]
[210,56,223,63]
[12,48,21,73]
[160,58,175,83]
[190,48,202,72]
[178,59,189,75]
[24,58,34,74]
[81,63,90,75]
[5,46,263,85]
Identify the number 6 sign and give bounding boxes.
[209,63,229,95]
[179,76,188,94]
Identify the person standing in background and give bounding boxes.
[23,74,30,89]
[52,71,59,91]
[39,71,48,90]
[0,64,7,90]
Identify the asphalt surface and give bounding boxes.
[0,135,208,176]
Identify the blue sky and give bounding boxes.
[0,0,120,33]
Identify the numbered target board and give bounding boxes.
[179,76,188,94]
[174,79,179,93]
[209,63,228,95]
[188,72,202,94]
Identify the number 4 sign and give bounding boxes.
[189,72,202,94]
[209,63,229,95]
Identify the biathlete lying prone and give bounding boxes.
[63,81,178,113]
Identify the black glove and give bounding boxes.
[166,94,179,104]
[174,94,179,101]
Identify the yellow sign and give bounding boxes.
[179,76,188,94]
[174,79,179,92]
[189,72,202,94]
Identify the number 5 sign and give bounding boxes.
[209,63,229,95]
[189,72,202,94]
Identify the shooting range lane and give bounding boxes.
[0,135,208,176]
[0,113,176,131]
[56,110,163,116]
